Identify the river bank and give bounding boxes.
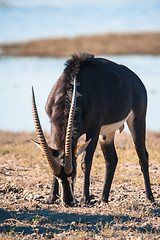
[1,32,160,58]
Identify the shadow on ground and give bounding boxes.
[0,206,160,237]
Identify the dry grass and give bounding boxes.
[0,32,160,57]
[0,131,160,239]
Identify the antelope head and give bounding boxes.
[32,78,90,206]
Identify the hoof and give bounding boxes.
[98,196,109,205]
[80,194,95,204]
[98,199,109,206]
[46,195,58,204]
[147,193,155,202]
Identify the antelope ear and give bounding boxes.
[74,139,91,158]
[31,138,54,154]
[31,138,42,149]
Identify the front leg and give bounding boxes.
[81,130,100,203]
[46,175,59,204]
[99,133,118,203]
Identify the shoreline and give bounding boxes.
[0,32,160,58]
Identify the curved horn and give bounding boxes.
[32,87,61,175]
[64,77,77,175]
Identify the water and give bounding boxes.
[0,0,160,43]
[0,1,160,132]
[0,55,160,132]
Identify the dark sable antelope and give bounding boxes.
[32,52,154,206]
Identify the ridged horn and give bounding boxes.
[32,87,61,175]
[64,77,77,175]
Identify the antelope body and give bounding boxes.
[32,52,154,206]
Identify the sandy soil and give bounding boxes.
[0,131,160,239]
[0,32,160,57]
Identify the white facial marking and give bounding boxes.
[56,176,76,205]
[68,177,76,204]
[57,178,64,204]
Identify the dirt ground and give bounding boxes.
[0,130,160,239]
[0,32,160,57]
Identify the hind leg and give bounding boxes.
[99,132,118,202]
[127,113,154,202]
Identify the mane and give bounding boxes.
[65,52,94,77]
[50,52,94,149]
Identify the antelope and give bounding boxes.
[32,52,154,206]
